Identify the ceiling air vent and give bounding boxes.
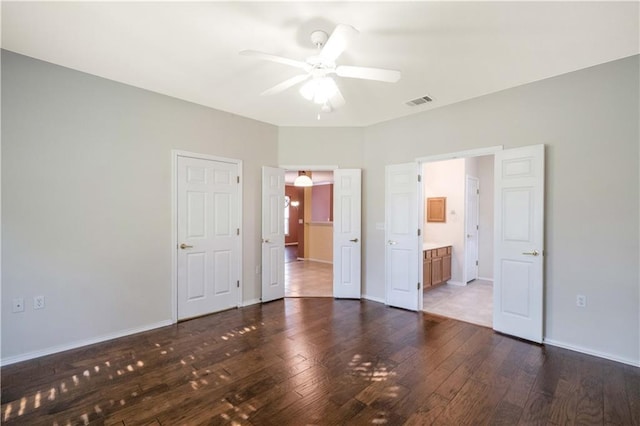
[406,95,433,107]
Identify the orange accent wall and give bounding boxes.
[311,184,334,222]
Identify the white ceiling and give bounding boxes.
[2,2,638,127]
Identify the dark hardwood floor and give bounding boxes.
[1,299,638,425]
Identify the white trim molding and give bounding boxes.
[1,320,173,366]
[544,338,640,367]
[241,299,262,307]
[416,145,503,163]
[279,164,339,171]
[306,258,333,265]
[363,295,385,304]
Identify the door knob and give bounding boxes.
[522,250,539,256]
[388,240,397,245]
[179,243,193,249]
[350,238,359,243]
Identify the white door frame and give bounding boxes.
[171,150,243,323]
[278,164,339,266]
[464,175,480,284]
[279,165,365,299]
[414,146,503,312]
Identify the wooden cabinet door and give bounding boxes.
[432,257,443,285]
[443,254,452,282]
[423,257,432,288]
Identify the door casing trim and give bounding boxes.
[413,146,503,311]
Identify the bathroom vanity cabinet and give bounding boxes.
[423,245,452,290]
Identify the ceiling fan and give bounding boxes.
[240,24,401,112]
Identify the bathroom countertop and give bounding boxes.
[423,242,451,251]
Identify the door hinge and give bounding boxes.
[418,174,422,182]
[417,229,421,236]
[237,176,240,184]
[237,228,240,235]
[476,260,478,266]
[418,282,421,290]
[237,280,240,288]
[476,188,479,195]
[476,225,479,230]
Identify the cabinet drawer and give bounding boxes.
[436,247,449,257]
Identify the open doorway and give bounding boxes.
[421,155,494,327]
[284,170,334,297]
[386,145,544,341]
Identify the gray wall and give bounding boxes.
[282,55,640,365]
[278,127,364,168]
[3,49,639,366]
[476,155,494,280]
[1,51,278,360]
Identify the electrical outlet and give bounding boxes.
[576,295,587,308]
[12,298,25,313]
[34,295,45,310]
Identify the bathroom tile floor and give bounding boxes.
[423,279,493,328]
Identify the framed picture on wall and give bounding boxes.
[427,197,446,222]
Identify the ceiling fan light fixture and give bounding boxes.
[293,173,313,187]
[242,23,401,115]
[299,77,338,105]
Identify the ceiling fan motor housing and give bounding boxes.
[310,30,329,48]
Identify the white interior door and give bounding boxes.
[261,166,285,302]
[177,156,240,320]
[465,176,480,283]
[333,169,361,299]
[494,144,545,343]
[385,163,420,311]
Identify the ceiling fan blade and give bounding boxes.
[240,50,310,71]
[335,65,401,83]
[329,87,346,108]
[261,74,310,96]
[320,24,359,63]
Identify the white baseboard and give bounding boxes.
[362,294,385,304]
[306,258,333,265]
[543,338,639,367]
[447,280,465,287]
[241,298,261,307]
[1,320,173,366]
[478,277,494,282]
